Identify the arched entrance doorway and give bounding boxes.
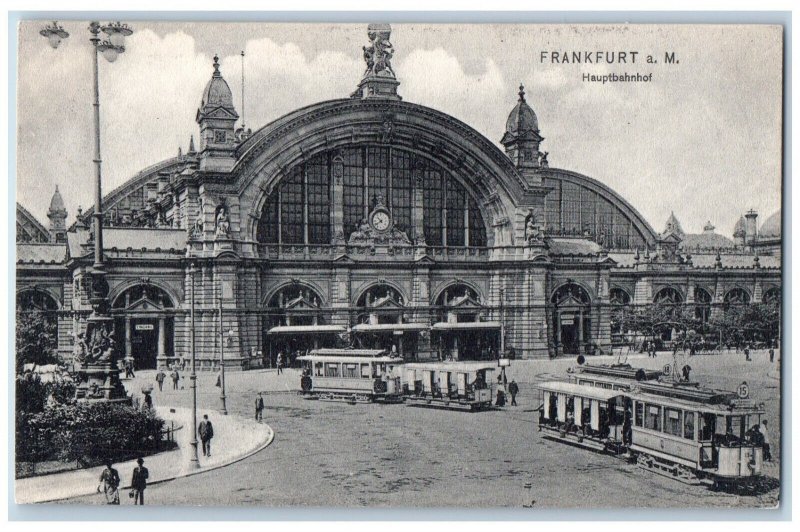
[551,283,592,355]
[263,283,335,368]
[112,284,175,369]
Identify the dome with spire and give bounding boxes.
[504,84,539,138]
[48,185,66,216]
[199,55,236,113]
[759,209,781,239]
[733,215,746,237]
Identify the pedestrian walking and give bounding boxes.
[744,346,751,361]
[142,392,153,411]
[276,352,284,375]
[769,348,775,363]
[198,414,214,457]
[762,420,772,461]
[130,457,149,505]
[171,368,180,390]
[124,359,136,379]
[97,460,121,505]
[155,368,166,391]
[508,379,519,406]
[255,392,264,421]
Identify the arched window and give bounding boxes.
[257,147,487,248]
[551,283,591,306]
[357,284,405,308]
[609,287,631,306]
[763,287,781,305]
[266,284,324,327]
[653,287,683,305]
[17,289,59,311]
[724,288,751,305]
[112,284,174,309]
[694,287,713,322]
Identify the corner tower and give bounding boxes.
[196,55,239,171]
[47,185,67,243]
[501,84,545,184]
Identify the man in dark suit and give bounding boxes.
[198,415,214,457]
[130,457,149,505]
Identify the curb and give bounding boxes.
[25,415,275,504]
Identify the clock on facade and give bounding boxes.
[371,210,392,232]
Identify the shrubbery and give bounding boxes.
[16,400,165,467]
[16,377,167,474]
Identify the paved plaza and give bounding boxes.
[55,350,780,508]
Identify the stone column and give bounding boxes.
[158,316,166,362]
[125,317,133,364]
[412,165,425,246]
[331,155,345,244]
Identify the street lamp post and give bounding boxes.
[188,263,200,469]
[40,21,132,402]
[218,297,228,415]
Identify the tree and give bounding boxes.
[15,310,58,370]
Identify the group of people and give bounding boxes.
[97,457,149,505]
[153,367,182,391]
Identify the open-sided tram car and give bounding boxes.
[297,348,404,402]
[403,361,496,411]
[536,381,628,453]
[535,379,766,489]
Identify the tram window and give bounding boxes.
[684,412,695,440]
[324,363,340,377]
[664,408,682,436]
[635,402,643,427]
[360,364,371,378]
[645,404,662,431]
[314,362,323,376]
[699,413,715,441]
[343,364,358,378]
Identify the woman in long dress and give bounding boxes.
[98,461,121,504]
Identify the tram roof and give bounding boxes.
[308,348,388,357]
[628,390,764,415]
[404,361,498,372]
[534,381,625,402]
[267,325,347,335]
[298,355,404,364]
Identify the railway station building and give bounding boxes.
[16,24,782,368]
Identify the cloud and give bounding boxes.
[15,23,782,240]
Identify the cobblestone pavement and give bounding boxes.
[61,350,781,508]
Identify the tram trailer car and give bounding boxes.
[403,361,497,411]
[535,380,766,490]
[297,348,404,403]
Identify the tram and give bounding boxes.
[534,378,766,489]
[402,361,497,411]
[297,348,404,402]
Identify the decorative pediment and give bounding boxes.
[447,294,483,309]
[371,295,404,309]
[555,294,586,307]
[284,295,320,310]
[127,296,164,312]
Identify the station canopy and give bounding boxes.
[266,325,347,335]
[351,323,430,332]
[430,321,502,331]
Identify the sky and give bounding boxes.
[16,22,783,237]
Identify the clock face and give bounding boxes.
[371,211,391,231]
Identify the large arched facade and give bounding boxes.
[16,24,781,365]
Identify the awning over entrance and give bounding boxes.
[431,321,502,331]
[351,323,429,333]
[267,325,347,335]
